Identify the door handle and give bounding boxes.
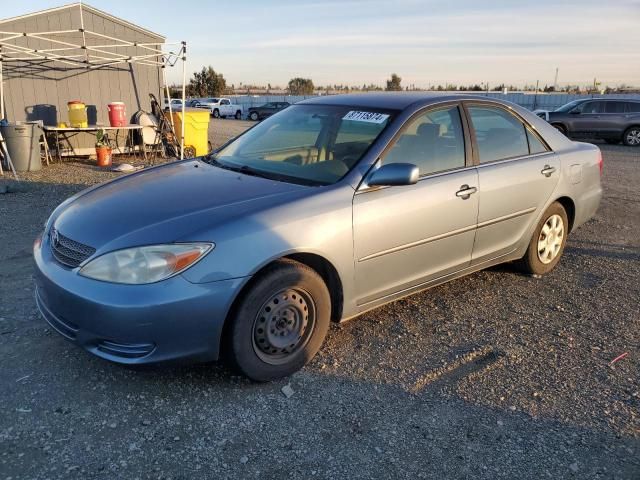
[541,165,556,177]
[456,184,477,199]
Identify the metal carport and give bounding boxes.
[0,2,188,159]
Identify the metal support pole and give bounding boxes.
[0,46,4,120]
[180,41,186,160]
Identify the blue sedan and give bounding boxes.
[34,93,602,381]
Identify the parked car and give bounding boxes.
[196,97,243,119]
[163,98,183,110]
[540,98,640,146]
[248,102,290,121]
[34,93,602,381]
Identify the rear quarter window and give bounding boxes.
[627,102,640,113]
[467,106,529,162]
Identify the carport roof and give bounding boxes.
[0,2,165,40]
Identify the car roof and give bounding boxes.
[578,98,639,102]
[297,92,520,111]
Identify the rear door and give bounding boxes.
[463,103,560,263]
[592,101,628,137]
[353,103,478,305]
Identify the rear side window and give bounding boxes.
[605,102,626,113]
[467,106,529,162]
[383,105,466,176]
[626,102,640,113]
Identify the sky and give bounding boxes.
[3,0,639,88]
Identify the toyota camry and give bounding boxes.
[34,93,602,381]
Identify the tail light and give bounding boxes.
[597,149,603,176]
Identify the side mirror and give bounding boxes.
[367,163,419,187]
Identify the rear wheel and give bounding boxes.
[250,111,259,121]
[519,202,568,275]
[623,126,640,147]
[225,259,331,381]
[212,109,220,118]
[235,110,242,120]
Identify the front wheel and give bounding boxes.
[519,202,568,275]
[623,126,640,147]
[249,112,259,121]
[225,259,331,381]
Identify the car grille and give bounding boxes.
[49,228,96,268]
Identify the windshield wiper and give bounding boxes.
[207,157,276,180]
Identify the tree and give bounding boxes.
[187,66,226,97]
[385,73,402,91]
[288,77,315,95]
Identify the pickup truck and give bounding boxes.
[195,98,243,119]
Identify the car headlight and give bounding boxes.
[79,243,213,284]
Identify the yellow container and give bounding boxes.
[169,108,210,157]
[68,101,88,128]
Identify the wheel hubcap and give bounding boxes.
[626,129,640,145]
[537,214,564,264]
[252,288,316,365]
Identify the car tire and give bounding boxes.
[235,111,242,120]
[212,109,220,118]
[225,259,331,381]
[552,123,567,136]
[519,202,568,275]
[622,126,640,147]
[250,112,259,121]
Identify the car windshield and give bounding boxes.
[554,100,584,113]
[209,104,395,186]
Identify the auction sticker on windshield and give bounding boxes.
[342,111,390,123]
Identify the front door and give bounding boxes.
[464,103,561,263]
[568,100,605,136]
[353,104,478,306]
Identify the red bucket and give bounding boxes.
[108,102,127,127]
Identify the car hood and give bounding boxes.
[52,160,307,252]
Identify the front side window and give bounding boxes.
[221,99,230,105]
[468,106,529,162]
[383,105,466,176]
[212,105,394,185]
[576,101,604,114]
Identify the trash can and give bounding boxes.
[169,109,210,157]
[1,123,41,172]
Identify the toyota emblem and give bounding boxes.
[51,228,60,248]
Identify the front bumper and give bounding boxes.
[33,235,246,364]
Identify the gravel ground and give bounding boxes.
[0,123,638,479]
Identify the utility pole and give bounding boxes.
[553,67,559,91]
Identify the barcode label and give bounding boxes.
[342,111,390,124]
